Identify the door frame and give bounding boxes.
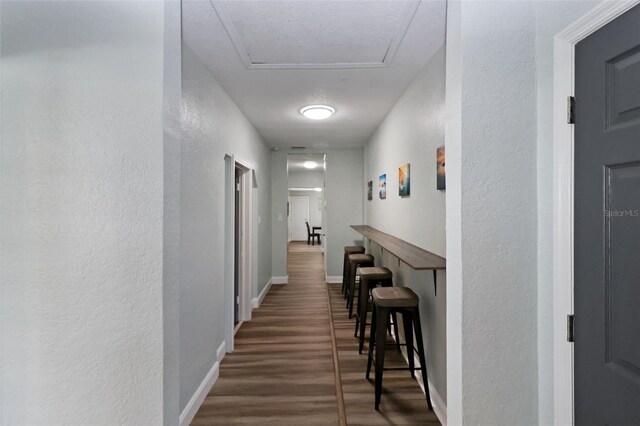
[552,1,640,424]
[224,154,255,353]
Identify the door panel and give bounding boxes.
[574,4,640,424]
[289,196,309,241]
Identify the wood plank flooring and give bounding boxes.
[328,284,441,425]
[192,242,338,425]
[191,241,440,425]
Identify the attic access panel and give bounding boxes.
[212,0,420,69]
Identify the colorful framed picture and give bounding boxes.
[399,163,410,197]
[437,146,446,190]
[379,174,387,199]
[367,180,373,201]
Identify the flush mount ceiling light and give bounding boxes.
[300,105,335,120]
[303,161,318,169]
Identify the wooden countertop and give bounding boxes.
[350,225,446,271]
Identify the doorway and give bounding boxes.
[573,4,640,423]
[234,166,242,326]
[286,153,327,272]
[224,154,255,352]
[553,2,640,423]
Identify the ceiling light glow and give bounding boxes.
[303,161,318,169]
[300,105,335,120]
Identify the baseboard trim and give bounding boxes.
[252,278,273,309]
[216,341,226,363]
[394,333,447,425]
[271,276,288,284]
[179,341,225,426]
[326,275,342,284]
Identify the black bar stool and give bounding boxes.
[342,246,365,298]
[355,267,398,354]
[366,286,432,411]
[346,253,374,318]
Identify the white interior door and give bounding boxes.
[289,196,309,241]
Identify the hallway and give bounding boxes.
[192,242,338,424]
[192,242,438,424]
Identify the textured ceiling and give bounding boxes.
[182,0,446,149]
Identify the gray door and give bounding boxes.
[575,5,640,424]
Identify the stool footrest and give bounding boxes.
[382,367,424,372]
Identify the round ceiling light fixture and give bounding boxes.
[300,104,335,120]
[303,161,318,169]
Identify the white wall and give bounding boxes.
[288,170,325,188]
[272,149,364,278]
[163,0,182,422]
[178,43,272,413]
[446,2,539,424]
[0,2,165,423]
[363,45,447,411]
[272,151,289,278]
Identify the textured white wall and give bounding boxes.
[324,149,365,277]
[363,45,447,406]
[0,2,165,423]
[272,151,289,277]
[163,0,182,423]
[446,2,539,424]
[178,43,272,412]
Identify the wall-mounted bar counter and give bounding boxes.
[350,225,446,295]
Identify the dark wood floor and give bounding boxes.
[328,284,440,425]
[192,242,338,425]
[191,241,439,425]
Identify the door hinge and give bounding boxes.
[236,182,240,191]
[567,96,576,124]
[567,314,575,342]
[236,296,240,305]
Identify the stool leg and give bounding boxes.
[346,263,355,308]
[341,255,347,295]
[374,307,389,411]
[357,279,370,353]
[366,304,377,380]
[402,312,415,378]
[355,278,367,338]
[348,268,358,318]
[412,307,433,411]
[390,312,401,353]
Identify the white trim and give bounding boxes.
[179,341,226,426]
[216,341,226,364]
[394,331,447,425]
[238,165,254,323]
[223,154,235,353]
[210,0,420,70]
[326,275,342,284]
[552,2,640,425]
[224,154,257,352]
[252,278,273,309]
[271,276,288,285]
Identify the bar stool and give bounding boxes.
[355,267,396,354]
[346,253,374,318]
[342,246,365,298]
[366,286,432,411]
